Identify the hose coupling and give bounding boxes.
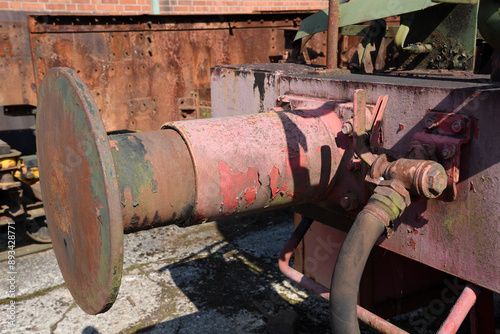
[364,179,410,234]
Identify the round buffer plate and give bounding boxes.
[36,68,123,314]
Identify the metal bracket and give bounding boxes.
[352,89,389,166]
[407,111,471,201]
[179,90,211,119]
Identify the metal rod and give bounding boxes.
[437,283,481,334]
[278,217,330,299]
[326,0,339,69]
[278,217,410,334]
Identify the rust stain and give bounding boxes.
[218,161,260,214]
[408,237,416,251]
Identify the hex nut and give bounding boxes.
[373,185,409,213]
[424,164,447,198]
[451,120,465,134]
[424,116,437,129]
[377,179,411,207]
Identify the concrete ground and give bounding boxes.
[1,209,498,334]
[0,210,332,334]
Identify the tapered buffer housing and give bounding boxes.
[36,68,346,314]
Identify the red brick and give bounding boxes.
[100,0,119,3]
[21,2,45,9]
[0,2,8,8]
[8,2,22,9]
[96,4,115,11]
[124,4,141,10]
[45,3,66,10]
[76,3,97,10]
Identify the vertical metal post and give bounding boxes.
[151,0,160,14]
[326,0,339,69]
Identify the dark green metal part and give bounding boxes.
[294,0,438,41]
[398,4,478,71]
[478,0,500,53]
[341,25,399,38]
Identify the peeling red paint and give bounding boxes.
[109,140,119,151]
[218,161,260,214]
[269,166,282,200]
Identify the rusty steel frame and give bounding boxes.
[210,64,500,296]
[24,12,327,131]
[0,12,37,109]
[0,11,327,126]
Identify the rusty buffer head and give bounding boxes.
[36,68,124,314]
[36,68,346,315]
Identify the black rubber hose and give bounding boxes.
[329,210,386,334]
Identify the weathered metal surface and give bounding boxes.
[398,4,478,71]
[0,12,37,107]
[210,63,500,294]
[36,68,123,315]
[27,13,326,131]
[108,130,196,232]
[163,103,344,221]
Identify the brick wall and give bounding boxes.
[0,0,328,14]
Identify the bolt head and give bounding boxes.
[340,196,350,209]
[424,163,447,198]
[342,122,353,136]
[451,120,465,134]
[441,145,455,160]
[340,193,359,211]
[424,116,437,130]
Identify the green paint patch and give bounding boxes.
[111,134,156,207]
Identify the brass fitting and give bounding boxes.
[370,154,447,199]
